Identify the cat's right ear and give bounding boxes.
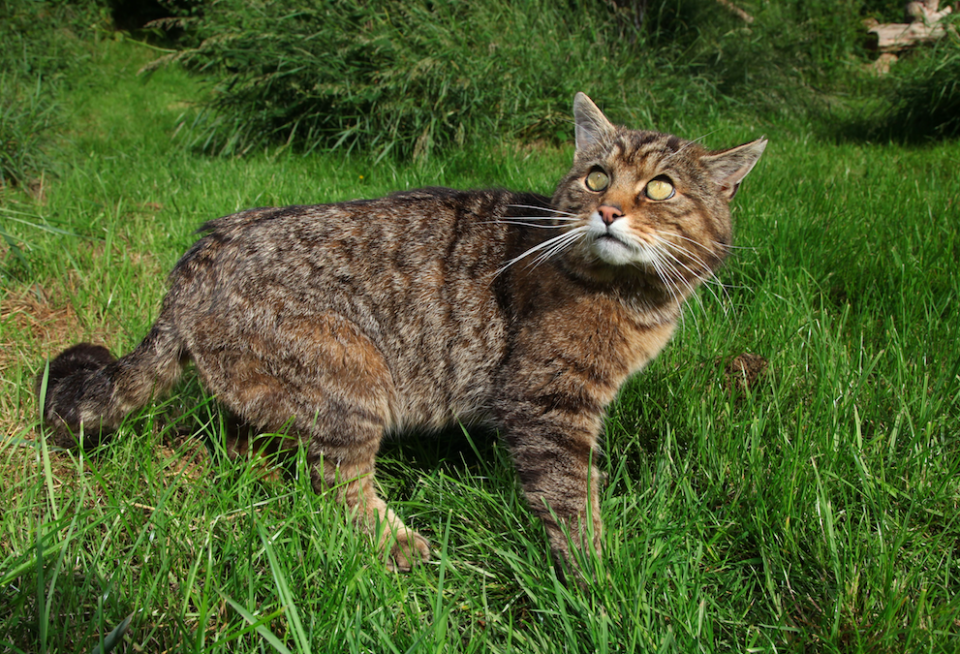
[701,138,767,200]
[573,93,615,153]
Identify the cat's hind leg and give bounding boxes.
[190,312,429,571]
[307,444,430,572]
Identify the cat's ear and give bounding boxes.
[573,93,615,152]
[702,138,767,200]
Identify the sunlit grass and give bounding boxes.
[1,39,958,653]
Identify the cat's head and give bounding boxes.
[550,93,765,293]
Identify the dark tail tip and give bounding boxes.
[40,343,115,388]
[37,343,117,446]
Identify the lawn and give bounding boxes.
[1,34,958,654]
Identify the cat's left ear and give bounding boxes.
[701,138,767,200]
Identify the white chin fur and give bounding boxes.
[587,214,658,267]
[592,237,639,266]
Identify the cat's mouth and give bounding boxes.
[597,233,624,244]
[588,229,666,270]
[591,232,640,266]
[596,233,630,251]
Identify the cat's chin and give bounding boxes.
[566,241,655,285]
[590,234,654,268]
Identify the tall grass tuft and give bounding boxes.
[159,0,729,158]
[158,0,884,158]
[0,75,58,189]
[0,0,103,187]
[642,0,871,123]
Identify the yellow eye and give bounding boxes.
[645,179,675,201]
[585,170,610,192]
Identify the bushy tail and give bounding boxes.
[37,320,186,445]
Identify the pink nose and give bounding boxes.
[599,205,623,226]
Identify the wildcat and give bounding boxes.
[37,93,765,574]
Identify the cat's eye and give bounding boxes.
[645,178,675,201]
[585,169,610,192]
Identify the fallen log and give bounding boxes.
[866,21,950,52]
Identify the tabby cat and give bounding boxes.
[38,93,765,574]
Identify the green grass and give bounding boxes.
[0,0,105,188]
[2,38,959,653]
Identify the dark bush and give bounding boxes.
[881,18,960,140]
[161,0,733,157]
[160,0,885,157]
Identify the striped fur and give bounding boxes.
[37,94,765,575]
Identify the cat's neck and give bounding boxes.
[566,262,685,323]
[500,240,684,328]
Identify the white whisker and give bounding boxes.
[495,227,588,277]
[507,204,579,217]
[657,246,727,312]
[484,220,575,229]
[657,246,710,289]
[658,238,731,304]
[531,231,584,268]
[507,217,580,222]
[645,252,695,331]
[671,231,754,255]
[668,233,717,257]
[661,131,719,165]
[662,240,711,272]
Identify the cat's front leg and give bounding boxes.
[495,397,606,575]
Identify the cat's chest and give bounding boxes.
[509,289,678,405]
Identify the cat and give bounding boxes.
[37,93,765,575]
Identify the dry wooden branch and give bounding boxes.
[905,0,953,24]
[867,21,950,52]
[716,0,755,23]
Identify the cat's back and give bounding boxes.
[187,187,528,275]
[166,187,551,428]
[174,187,548,309]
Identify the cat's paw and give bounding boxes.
[385,529,430,572]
